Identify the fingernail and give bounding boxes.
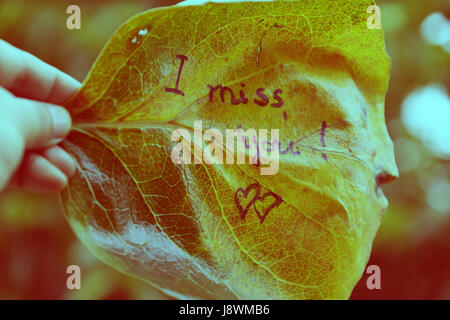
[50,138,63,145]
[48,106,72,138]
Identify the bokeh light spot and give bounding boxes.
[420,12,450,52]
[401,84,450,159]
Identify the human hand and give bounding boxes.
[0,40,80,194]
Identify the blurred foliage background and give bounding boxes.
[0,0,448,300]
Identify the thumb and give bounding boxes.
[2,90,72,149]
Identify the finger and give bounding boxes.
[9,152,68,194]
[8,146,76,192]
[0,122,25,190]
[40,145,76,178]
[0,89,72,149]
[0,39,81,104]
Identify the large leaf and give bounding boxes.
[60,0,398,299]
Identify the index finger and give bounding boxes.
[0,39,81,104]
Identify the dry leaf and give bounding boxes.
[61,0,398,299]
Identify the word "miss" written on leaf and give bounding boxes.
[164,54,284,112]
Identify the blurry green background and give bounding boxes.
[0,0,448,299]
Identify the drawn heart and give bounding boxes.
[253,191,283,224]
[234,183,260,220]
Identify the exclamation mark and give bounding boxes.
[321,121,327,161]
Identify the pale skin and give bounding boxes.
[0,39,78,194]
